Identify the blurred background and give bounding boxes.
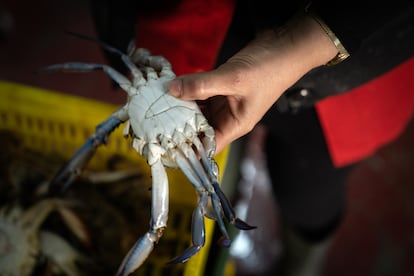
[1,1,414,276]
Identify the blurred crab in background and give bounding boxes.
[39,34,256,275]
[0,199,89,276]
[0,130,90,275]
[0,130,153,275]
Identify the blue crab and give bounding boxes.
[40,36,255,276]
[0,199,89,276]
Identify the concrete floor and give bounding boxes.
[1,1,414,276]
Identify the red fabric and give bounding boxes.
[136,0,414,168]
[136,0,235,75]
[316,58,414,167]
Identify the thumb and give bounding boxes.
[168,69,234,101]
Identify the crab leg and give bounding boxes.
[38,40,146,97]
[116,158,168,276]
[191,135,256,231]
[206,158,256,230]
[49,106,129,192]
[174,147,230,239]
[61,31,146,88]
[39,59,139,192]
[175,144,231,246]
[174,146,231,255]
[178,142,240,241]
[167,192,208,264]
[129,47,175,79]
[38,63,132,88]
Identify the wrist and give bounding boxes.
[283,13,340,68]
[219,12,346,119]
[247,14,339,91]
[304,5,350,66]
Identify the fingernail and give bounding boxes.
[168,79,182,97]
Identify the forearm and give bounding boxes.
[167,12,343,153]
[221,13,338,116]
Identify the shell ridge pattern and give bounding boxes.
[128,80,198,147]
[145,92,198,122]
[129,81,198,142]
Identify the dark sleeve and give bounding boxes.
[275,1,414,113]
[311,0,414,54]
[90,0,139,78]
[89,0,184,77]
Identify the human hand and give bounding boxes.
[168,14,338,154]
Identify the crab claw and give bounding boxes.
[49,109,128,193]
[167,246,202,265]
[212,182,256,230]
[167,193,207,264]
[49,137,99,193]
[116,232,156,276]
[193,139,256,231]
[116,158,169,275]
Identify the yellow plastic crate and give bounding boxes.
[0,80,229,276]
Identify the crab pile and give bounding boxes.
[0,130,173,275]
